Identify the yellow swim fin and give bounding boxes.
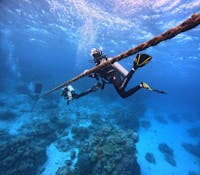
[134,54,152,69]
[141,82,153,91]
[141,82,167,94]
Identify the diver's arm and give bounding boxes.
[73,84,100,99]
[88,73,99,80]
[73,88,94,99]
[84,69,99,80]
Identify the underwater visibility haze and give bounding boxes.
[0,0,200,175]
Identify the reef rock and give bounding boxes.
[182,142,200,159]
[57,126,140,175]
[145,152,156,164]
[140,120,151,129]
[158,143,176,166]
[188,170,200,175]
[0,117,62,175]
[0,111,17,121]
[0,136,47,175]
[154,115,168,124]
[71,126,90,141]
[187,127,200,138]
[115,114,140,131]
[167,114,181,123]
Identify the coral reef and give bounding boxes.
[154,115,168,124]
[55,137,76,152]
[71,126,90,140]
[188,170,200,175]
[182,142,200,159]
[0,100,6,106]
[115,114,140,131]
[41,101,59,110]
[140,120,151,129]
[158,143,176,166]
[0,129,10,144]
[167,114,181,123]
[0,136,47,175]
[90,113,104,126]
[0,111,17,121]
[187,127,200,138]
[49,113,71,131]
[15,82,31,95]
[145,152,156,164]
[57,126,140,175]
[0,116,70,175]
[19,120,57,141]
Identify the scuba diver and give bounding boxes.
[62,48,166,104]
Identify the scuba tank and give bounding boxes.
[67,85,75,92]
[66,85,75,100]
[108,58,128,77]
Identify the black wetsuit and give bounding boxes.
[91,57,142,98]
[62,53,142,103]
[62,83,102,104]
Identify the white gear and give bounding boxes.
[67,91,73,100]
[67,85,74,92]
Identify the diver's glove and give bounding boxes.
[134,54,152,70]
[140,82,153,91]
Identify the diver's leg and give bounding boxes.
[119,68,135,90]
[115,84,142,98]
[119,53,152,90]
[116,81,165,98]
[111,70,140,98]
[114,54,152,98]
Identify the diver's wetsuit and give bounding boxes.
[62,83,103,104]
[112,69,141,98]
[72,83,103,99]
[90,55,142,98]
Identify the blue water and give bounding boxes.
[0,1,200,175]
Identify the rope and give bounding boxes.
[44,14,200,96]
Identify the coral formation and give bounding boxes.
[57,126,140,175]
[0,136,47,175]
[90,113,104,126]
[20,120,57,140]
[140,120,151,129]
[145,152,156,164]
[102,143,116,155]
[182,142,200,159]
[154,115,168,124]
[167,114,181,123]
[0,116,69,175]
[15,83,31,95]
[71,126,90,140]
[158,143,176,166]
[0,111,17,121]
[187,127,200,138]
[0,129,10,144]
[115,113,140,131]
[0,100,5,106]
[188,170,200,175]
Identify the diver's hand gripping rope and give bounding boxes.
[44,14,200,96]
